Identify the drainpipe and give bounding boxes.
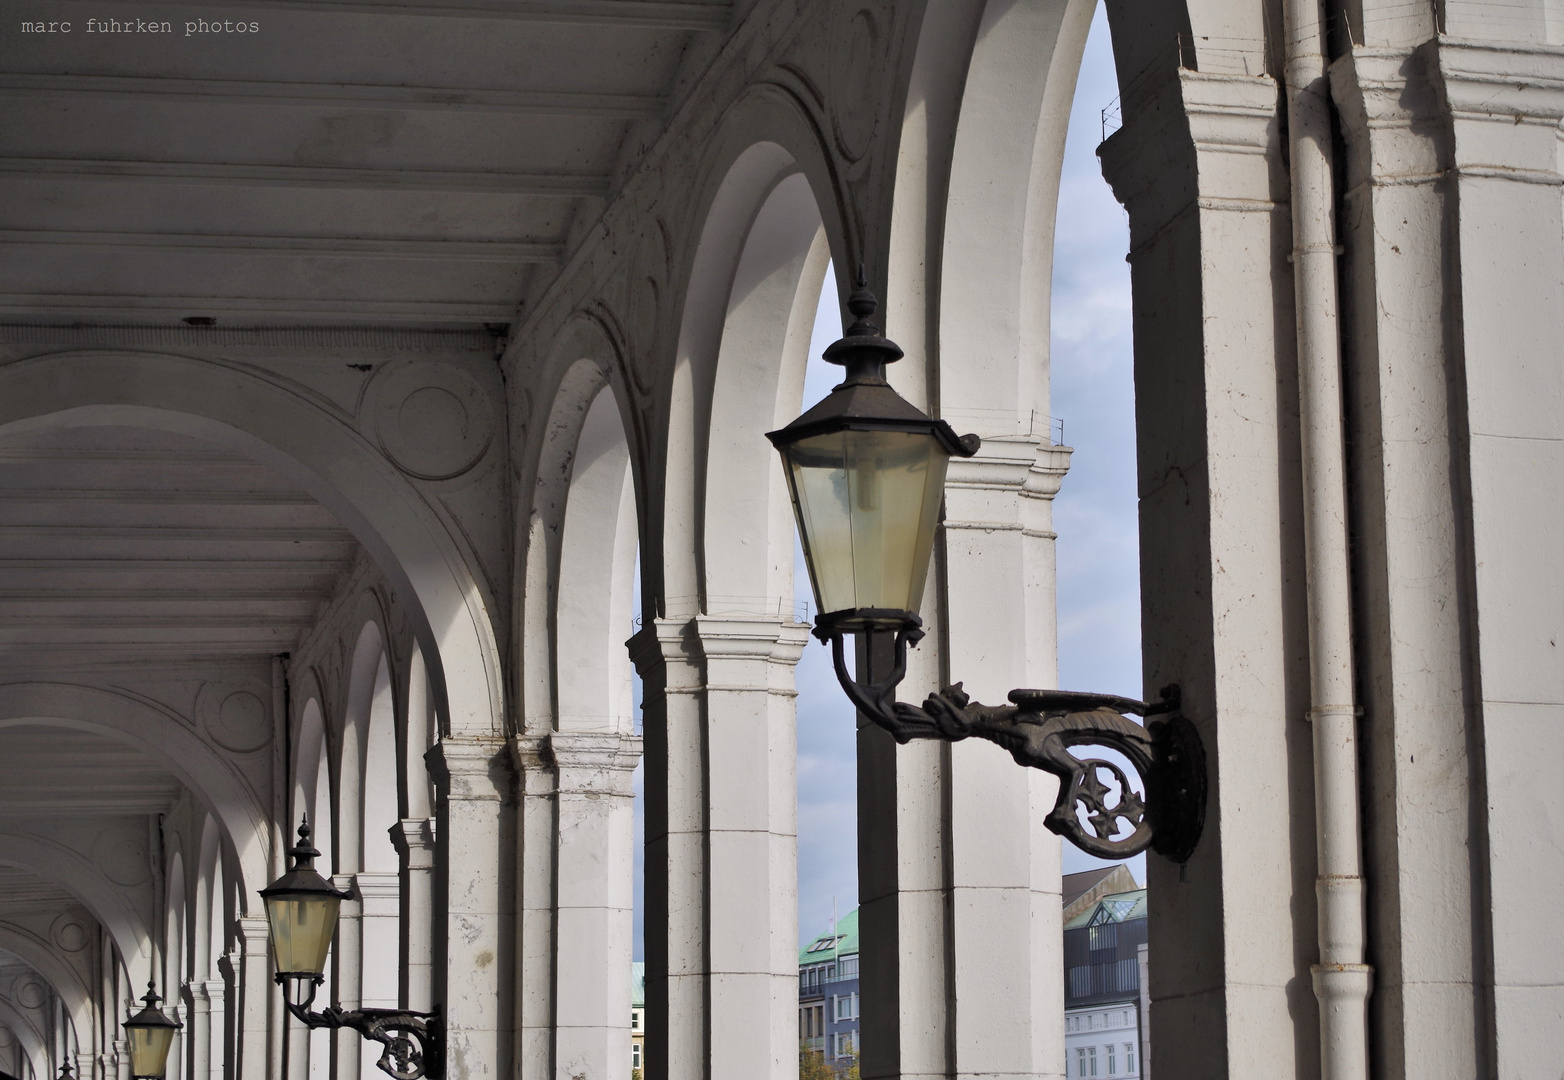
[1278,0,1372,1077]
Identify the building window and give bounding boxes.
[1077,1049,1087,1077]
[631,1043,641,1070]
[1125,1043,1136,1073]
[1088,1046,1098,1077]
[631,1008,641,1031]
[835,1032,854,1059]
[1107,1044,1116,1074]
[834,992,858,1021]
[838,955,859,978]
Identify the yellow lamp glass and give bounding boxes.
[264,889,341,977]
[123,985,180,1080]
[126,1023,176,1079]
[780,427,949,620]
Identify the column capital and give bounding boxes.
[188,981,214,1009]
[352,871,401,916]
[1100,69,1284,249]
[692,614,810,666]
[424,734,512,800]
[548,730,643,795]
[390,817,437,867]
[234,915,269,953]
[626,617,696,679]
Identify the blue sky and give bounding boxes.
[637,6,1140,960]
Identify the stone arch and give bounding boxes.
[652,80,855,615]
[194,816,222,980]
[0,351,504,740]
[0,999,44,1080]
[552,381,638,733]
[701,170,828,616]
[402,649,434,822]
[293,698,332,873]
[0,684,269,913]
[361,653,399,875]
[522,329,619,733]
[0,834,148,987]
[0,929,91,1044]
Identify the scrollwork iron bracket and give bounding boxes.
[819,622,1207,862]
[278,976,444,1080]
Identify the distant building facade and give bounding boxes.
[1064,884,1148,1080]
[632,962,645,1074]
[799,909,860,1067]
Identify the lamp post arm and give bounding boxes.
[821,627,1206,862]
[278,977,442,1080]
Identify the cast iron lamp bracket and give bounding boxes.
[264,820,444,1080]
[275,975,444,1080]
[777,274,1207,865]
[819,618,1206,862]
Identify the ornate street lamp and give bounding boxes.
[260,819,443,1080]
[768,276,1207,862]
[122,983,180,1080]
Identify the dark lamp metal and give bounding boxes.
[770,275,1208,863]
[261,819,443,1080]
[123,983,180,1080]
[260,817,351,980]
[767,273,979,635]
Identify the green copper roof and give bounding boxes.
[632,961,644,1007]
[798,907,859,965]
[1064,888,1147,929]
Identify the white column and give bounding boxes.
[942,440,1068,1080]
[427,736,512,1080]
[356,874,401,1011]
[1434,38,1564,1078]
[546,731,642,1080]
[1099,68,1313,1079]
[390,819,436,1012]
[201,981,226,1080]
[629,616,807,1080]
[186,984,211,1080]
[331,877,362,1080]
[696,616,808,1080]
[629,619,704,1080]
[1329,43,1483,1079]
[233,919,271,1080]
[510,737,552,1080]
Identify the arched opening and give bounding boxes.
[648,135,846,1080]
[519,351,642,1080]
[164,852,186,1080]
[359,643,402,1034]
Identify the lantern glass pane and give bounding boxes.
[127,1024,175,1078]
[265,892,340,976]
[783,428,948,617]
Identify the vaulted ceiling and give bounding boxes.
[1,0,736,325]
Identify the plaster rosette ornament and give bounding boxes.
[768,273,1207,862]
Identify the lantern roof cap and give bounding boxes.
[124,983,180,1031]
[767,273,978,457]
[259,818,354,901]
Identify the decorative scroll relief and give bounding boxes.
[367,361,498,481]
